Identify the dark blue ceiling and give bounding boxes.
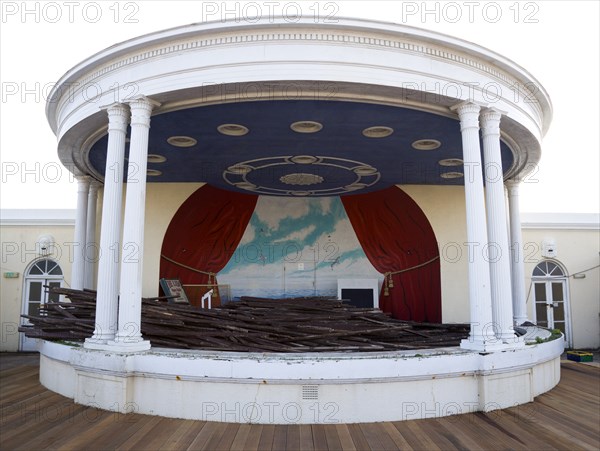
[88,100,514,196]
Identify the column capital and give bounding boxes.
[125,96,161,127]
[102,103,129,132]
[450,100,486,131]
[450,99,487,114]
[480,108,507,137]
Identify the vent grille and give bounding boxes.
[302,385,319,400]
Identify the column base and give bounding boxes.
[460,338,506,352]
[84,337,116,351]
[499,333,525,348]
[106,338,151,353]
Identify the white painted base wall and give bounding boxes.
[38,338,564,424]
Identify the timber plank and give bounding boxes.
[214,423,240,450]
[229,423,252,451]
[202,422,230,450]
[185,421,220,449]
[346,423,370,451]
[286,425,301,450]
[298,424,314,451]
[311,424,328,450]
[272,424,288,450]
[334,424,357,451]
[113,416,163,451]
[322,424,343,451]
[243,424,263,451]
[257,424,275,450]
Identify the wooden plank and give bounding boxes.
[230,423,252,451]
[202,422,230,450]
[257,424,275,450]
[138,419,197,450]
[215,423,241,450]
[298,424,314,451]
[286,425,301,450]
[272,424,288,450]
[358,423,386,450]
[186,421,220,449]
[113,416,163,451]
[346,424,370,451]
[243,424,263,451]
[322,424,343,451]
[380,421,414,450]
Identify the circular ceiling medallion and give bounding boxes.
[280,173,324,186]
[217,124,249,136]
[438,158,463,166]
[290,155,319,164]
[223,155,380,196]
[353,165,378,175]
[167,136,197,147]
[227,164,252,174]
[290,121,323,133]
[147,154,167,163]
[412,139,441,150]
[362,126,394,138]
[147,169,162,177]
[440,171,464,179]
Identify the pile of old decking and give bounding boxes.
[20,288,469,352]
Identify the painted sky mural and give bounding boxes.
[218,196,382,299]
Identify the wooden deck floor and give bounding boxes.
[1,353,598,450]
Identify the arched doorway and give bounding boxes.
[21,258,64,351]
[532,260,571,347]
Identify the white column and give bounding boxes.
[85,103,129,349]
[84,180,100,290]
[111,96,159,351]
[71,176,90,290]
[451,101,502,351]
[506,180,529,325]
[480,109,521,346]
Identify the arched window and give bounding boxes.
[532,261,565,277]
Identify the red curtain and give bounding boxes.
[160,184,258,302]
[342,186,441,322]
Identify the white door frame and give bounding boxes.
[531,260,572,347]
[20,258,64,351]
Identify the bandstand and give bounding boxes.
[40,17,560,424]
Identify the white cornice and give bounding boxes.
[45,17,552,136]
[521,213,600,230]
[0,209,76,226]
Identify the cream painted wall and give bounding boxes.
[400,185,469,324]
[0,224,75,351]
[522,228,600,349]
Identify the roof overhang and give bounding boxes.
[45,17,552,195]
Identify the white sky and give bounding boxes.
[1,0,598,213]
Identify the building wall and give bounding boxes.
[1,217,75,352]
[522,226,600,349]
